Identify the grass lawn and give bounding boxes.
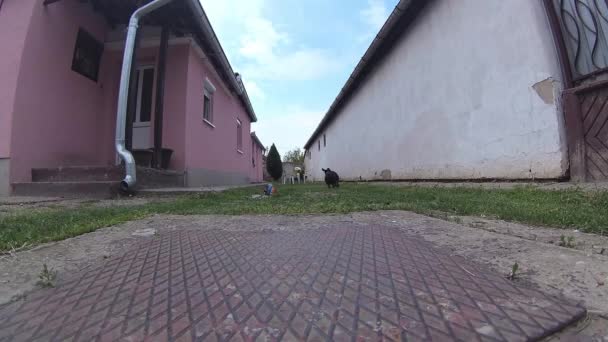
[1,183,608,251]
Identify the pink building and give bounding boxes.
[0,0,265,196]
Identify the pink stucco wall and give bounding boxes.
[184,45,263,182]
[160,45,189,171]
[6,0,191,183]
[4,1,262,185]
[96,45,188,171]
[9,0,108,182]
[0,1,37,158]
[250,141,265,182]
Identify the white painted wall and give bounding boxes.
[306,0,568,181]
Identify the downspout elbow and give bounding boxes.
[116,143,136,191]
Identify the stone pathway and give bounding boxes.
[0,225,585,341]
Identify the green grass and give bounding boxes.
[1,183,607,251]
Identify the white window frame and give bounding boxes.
[133,65,155,127]
[203,78,216,127]
[236,118,243,154]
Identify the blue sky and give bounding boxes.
[199,0,398,154]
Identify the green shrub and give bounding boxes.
[266,144,283,180]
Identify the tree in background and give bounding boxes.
[283,148,305,164]
[283,148,306,180]
[266,144,283,180]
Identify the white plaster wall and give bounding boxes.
[306,0,568,181]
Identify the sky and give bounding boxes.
[199,0,399,155]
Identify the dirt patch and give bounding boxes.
[0,218,149,303]
[547,314,608,341]
[0,197,155,215]
[444,214,608,255]
[365,212,608,313]
[363,212,608,340]
[0,198,82,214]
[370,181,608,192]
[0,211,607,339]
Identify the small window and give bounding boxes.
[323,134,326,147]
[131,67,154,124]
[203,78,216,124]
[139,68,154,122]
[203,90,213,123]
[308,150,312,159]
[252,142,256,167]
[318,140,321,151]
[237,119,243,152]
[72,28,103,82]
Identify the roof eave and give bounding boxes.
[251,132,265,149]
[186,0,257,123]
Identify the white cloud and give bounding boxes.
[238,16,338,81]
[252,107,325,155]
[239,17,288,62]
[242,48,339,81]
[358,0,390,45]
[200,0,265,35]
[200,0,338,82]
[199,0,266,67]
[243,80,265,100]
[201,0,331,152]
[360,0,389,31]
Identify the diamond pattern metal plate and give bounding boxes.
[0,225,585,341]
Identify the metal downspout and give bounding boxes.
[115,0,174,191]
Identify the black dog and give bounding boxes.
[322,168,340,188]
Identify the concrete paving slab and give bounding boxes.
[0,225,585,341]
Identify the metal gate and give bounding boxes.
[545,0,608,180]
